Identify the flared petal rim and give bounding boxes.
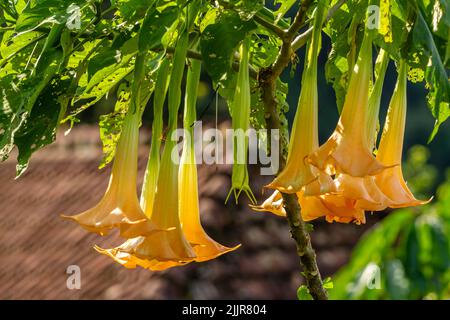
[249,190,286,217]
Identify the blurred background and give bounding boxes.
[0,10,449,298]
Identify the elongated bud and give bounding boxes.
[226,37,257,205]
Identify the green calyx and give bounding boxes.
[226,37,256,205]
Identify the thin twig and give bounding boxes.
[292,0,347,51]
[253,14,286,38]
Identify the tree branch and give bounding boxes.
[258,0,328,300]
[292,0,347,51]
[282,193,328,300]
[253,14,286,38]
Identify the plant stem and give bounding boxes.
[292,0,347,51]
[253,14,286,38]
[259,0,328,300]
[282,193,328,300]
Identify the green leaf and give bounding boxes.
[138,3,179,51]
[273,0,296,22]
[372,0,409,60]
[68,37,137,119]
[97,52,158,169]
[112,0,156,23]
[229,0,264,20]
[200,10,256,83]
[15,77,69,176]
[0,45,63,164]
[297,285,313,300]
[385,259,410,300]
[324,1,356,112]
[15,0,95,33]
[98,83,130,169]
[323,277,334,289]
[250,28,281,69]
[411,8,450,141]
[330,210,415,299]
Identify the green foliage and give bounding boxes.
[98,84,130,169]
[112,0,156,22]
[297,285,313,300]
[412,6,450,141]
[0,0,448,180]
[227,0,264,20]
[331,145,450,300]
[403,145,438,199]
[15,0,96,32]
[200,10,256,83]
[68,36,137,120]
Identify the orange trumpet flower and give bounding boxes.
[267,1,334,195]
[178,59,240,261]
[308,34,386,177]
[326,49,393,212]
[250,190,366,224]
[96,32,197,271]
[373,60,431,207]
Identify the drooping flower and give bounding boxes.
[300,192,366,224]
[267,0,334,195]
[96,136,197,270]
[179,58,240,261]
[96,32,197,271]
[61,109,157,236]
[328,49,393,212]
[250,189,366,224]
[226,38,257,205]
[249,190,286,217]
[373,60,431,207]
[308,33,386,177]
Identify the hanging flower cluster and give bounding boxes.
[61,2,432,274]
[252,3,430,224]
[63,31,239,271]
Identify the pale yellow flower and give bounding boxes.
[61,111,157,236]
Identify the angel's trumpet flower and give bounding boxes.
[299,192,366,224]
[328,49,393,212]
[267,0,334,195]
[179,59,240,261]
[226,38,257,205]
[249,190,286,217]
[308,34,386,177]
[96,32,197,271]
[61,109,157,236]
[250,190,366,224]
[96,137,196,271]
[373,61,431,207]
